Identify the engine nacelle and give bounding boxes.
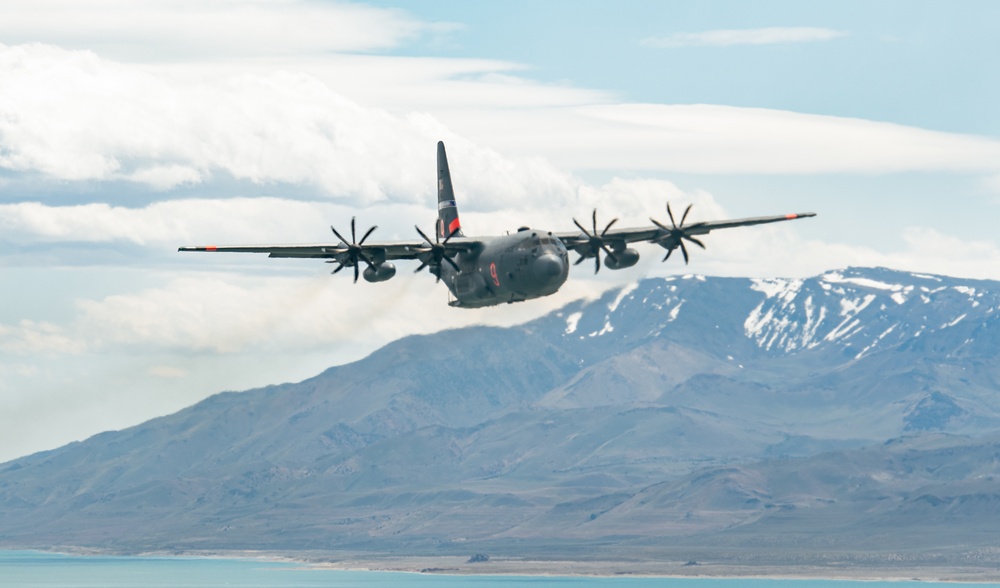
[363,262,396,283]
[604,247,640,270]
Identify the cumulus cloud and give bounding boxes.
[0,175,709,252]
[0,44,434,198]
[0,44,587,208]
[0,0,448,60]
[0,269,602,360]
[5,43,999,203]
[641,27,848,48]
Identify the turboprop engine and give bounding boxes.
[363,262,396,283]
[604,247,639,270]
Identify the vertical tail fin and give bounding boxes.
[437,141,463,239]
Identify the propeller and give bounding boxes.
[572,209,620,274]
[651,203,706,264]
[328,217,378,283]
[414,225,460,281]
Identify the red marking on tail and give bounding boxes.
[448,218,461,235]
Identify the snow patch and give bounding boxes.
[608,282,639,313]
[750,278,803,301]
[824,273,905,293]
[668,300,684,322]
[564,312,583,335]
[854,324,898,359]
[839,294,876,317]
[942,314,967,329]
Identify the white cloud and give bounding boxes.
[0,44,437,198]
[6,43,998,201]
[1,269,602,360]
[682,222,1000,283]
[0,175,707,251]
[0,1,447,60]
[448,103,1000,175]
[0,198,343,246]
[641,27,848,48]
[0,319,86,355]
[0,44,586,206]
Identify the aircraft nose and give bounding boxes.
[533,253,564,282]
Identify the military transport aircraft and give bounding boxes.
[180,142,815,308]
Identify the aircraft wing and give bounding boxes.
[554,212,816,246]
[180,241,421,260]
[178,237,480,260]
[553,209,815,267]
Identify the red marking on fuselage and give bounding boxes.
[489,262,500,287]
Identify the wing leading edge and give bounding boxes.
[555,211,816,244]
[553,207,816,268]
[179,238,479,260]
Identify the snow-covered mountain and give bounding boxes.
[2,267,999,567]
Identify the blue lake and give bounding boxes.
[2,551,997,588]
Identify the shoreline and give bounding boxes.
[17,547,1000,583]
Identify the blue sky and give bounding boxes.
[379,0,999,134]
[1,0,999,462]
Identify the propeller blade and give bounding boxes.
[685,235,706,250]
[350,217,357,243]
[572,217,589,236]
[601,217,619,237]
[414,260,429,273]
[600,243,619,264]
[353,262,360,283]
[443,255,460,272]
[594,253,600,274]
[655,203,706,264]
[574,254,587,266]
[359,224,377,246]
[651,218,671,233]
[332,262,346,274]
[591,209,598,235]
[357,251,375,270]
[415,225,434,245]
[330,225,348,245]
[679,203,692,227]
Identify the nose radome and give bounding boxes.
[533,253,564,281]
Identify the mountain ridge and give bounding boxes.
[2,266,1000,569]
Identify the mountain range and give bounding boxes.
[2,266,1000,570]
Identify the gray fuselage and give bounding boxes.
[438,228,570,308]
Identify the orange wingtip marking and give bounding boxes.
[205,246,217,251]
[785,214,798,219]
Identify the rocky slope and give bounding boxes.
[2,267,999,563]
